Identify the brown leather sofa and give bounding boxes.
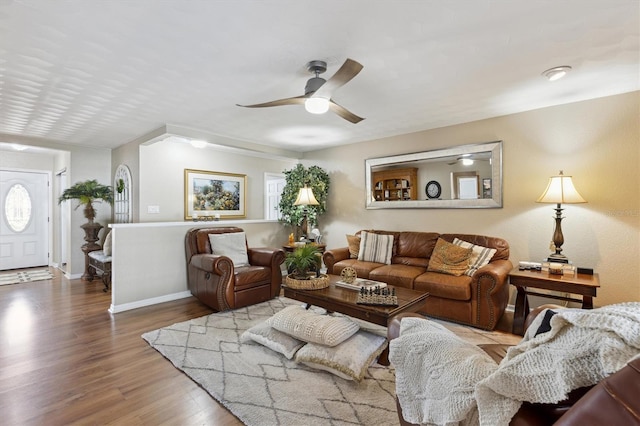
[388,306,640,425]
[323,230,512,329]
[185,227,285,311]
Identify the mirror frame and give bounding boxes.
[365,141,503,209]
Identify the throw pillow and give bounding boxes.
[240,320,306,359]
[295,330,387,381]
[346,234,361,259]
[357,231,393,264]
[103,230,113,256]
[208,232,249,267]
[427,238,473,277]
[267,305,359,347]
[452,238,497,276]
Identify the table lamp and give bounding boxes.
[294,185,319,240]
[536,170,587,263]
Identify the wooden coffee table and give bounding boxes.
[283,274,429,365]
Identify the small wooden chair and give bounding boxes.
[88,227,112,292]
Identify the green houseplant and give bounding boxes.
[279,164,330,238]
[285,244,322,279]
[58,179,114,222]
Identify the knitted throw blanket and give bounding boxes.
[389,302,640,426]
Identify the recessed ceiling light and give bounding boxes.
[190,139,207,148]
[542,66,572,81]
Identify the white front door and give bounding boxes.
[0,170,50,270]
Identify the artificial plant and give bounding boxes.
[279,164,330,234]
[284,244,322,279]
[58,179,114,222]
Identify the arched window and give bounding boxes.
[114,165,132,223]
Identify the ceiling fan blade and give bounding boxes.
[328,100,365,123]
[312,58,363,99]
[236,94,307,108]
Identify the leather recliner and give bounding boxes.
[185,227,285,311]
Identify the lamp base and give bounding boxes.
[547,254,570,264]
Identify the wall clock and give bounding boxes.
[425,180,441,199]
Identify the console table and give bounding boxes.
[509,268,600,335]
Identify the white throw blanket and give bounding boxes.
[389,302,640,426]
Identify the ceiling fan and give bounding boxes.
[236,58,365,123]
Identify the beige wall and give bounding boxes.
[305,92,640,307]
[138,139,298,222]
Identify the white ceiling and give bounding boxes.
[1,0,638,155]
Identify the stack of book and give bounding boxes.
[335,278,387,291]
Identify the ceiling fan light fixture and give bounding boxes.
[305,97,330,114]
[542,65,572,81]
[461,158,474,166]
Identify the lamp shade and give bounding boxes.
[294,186,320,206]
[536,171,586,204]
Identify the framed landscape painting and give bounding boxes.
[184,169,246,220]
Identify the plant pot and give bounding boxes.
[285,273,330,290]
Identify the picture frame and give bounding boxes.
[184,169,246,220]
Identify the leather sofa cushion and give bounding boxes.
[333,259,384,279]
[396,232,439,259]
[414,272,472,300]
[369,264,426,288]
[234,265,270,289]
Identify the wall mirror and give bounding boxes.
[365,141,502,209]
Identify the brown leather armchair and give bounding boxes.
[388,306,640,425]
[185,227,285,311]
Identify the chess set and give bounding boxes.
[356,286,398,307]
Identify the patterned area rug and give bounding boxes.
[142,297,398,426]
[0,269,53,286]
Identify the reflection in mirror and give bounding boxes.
[365,141,502,209]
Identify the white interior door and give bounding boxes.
[0,170,49,270]
[265,173,285,220]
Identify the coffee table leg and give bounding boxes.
[378,346,390,366]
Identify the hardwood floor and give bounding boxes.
[0,268,520,426]
[0,268,242,425]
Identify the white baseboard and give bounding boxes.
[109,290,193,314]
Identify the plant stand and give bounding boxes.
[81,221,103,281]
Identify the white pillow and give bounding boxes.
[267,305,359,347]
[452,238,497,276]
[357,231,393,264]
[295,330,387,381]
[208,232,249,267]
[103,230,113,256]
[240,320,306,359]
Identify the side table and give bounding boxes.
[282,243,326,253]
[509,268,600,335]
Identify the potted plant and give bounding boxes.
[279,164,330,239]
[58,179,114,222]
[58,179,114,280]
[284,245,329,290]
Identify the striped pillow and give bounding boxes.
[357,231,393,264]
[453,237,497,276]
